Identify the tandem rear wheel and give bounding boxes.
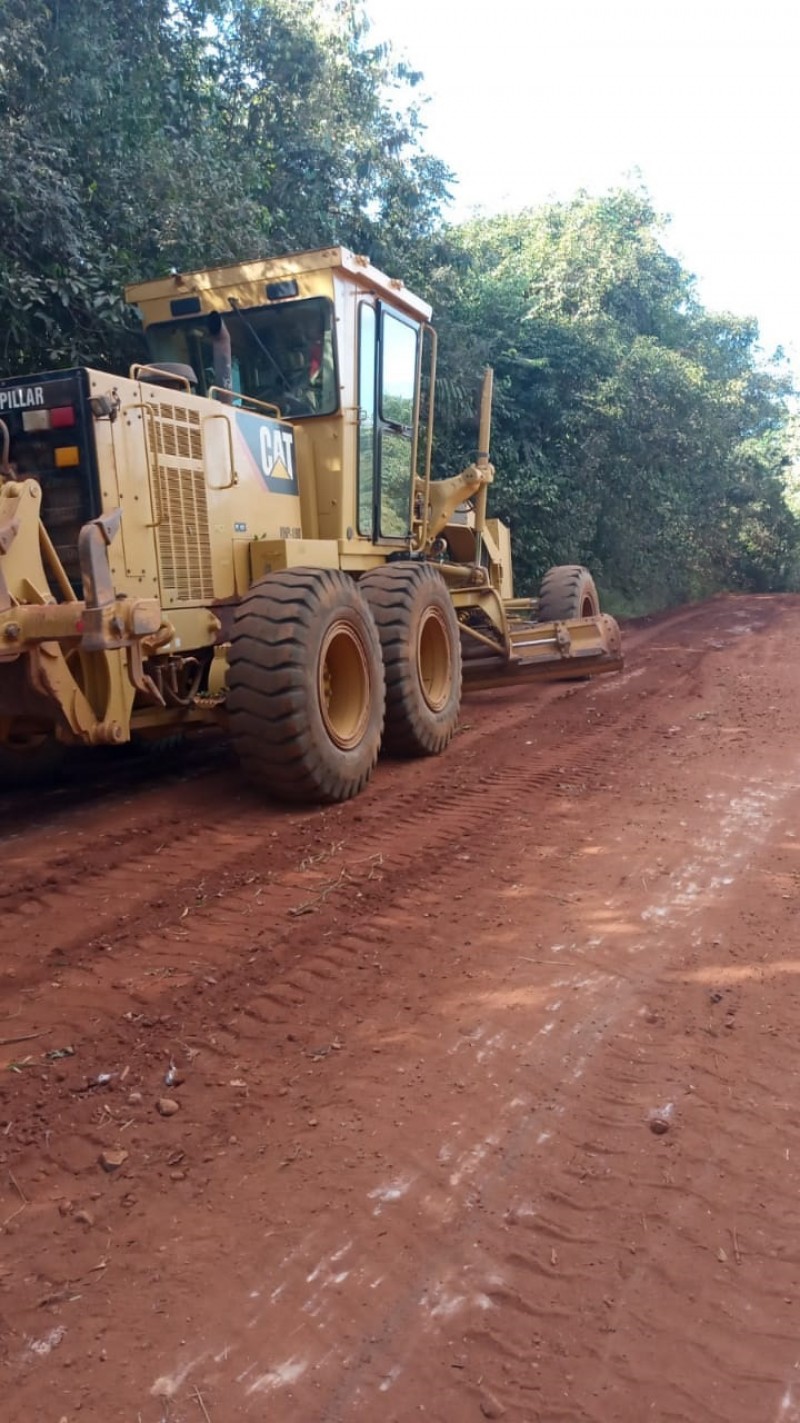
[227,568,385,804]
[359,561,462,757]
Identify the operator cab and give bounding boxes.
[126,247,433,549]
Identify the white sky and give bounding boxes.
[365,0,800,368]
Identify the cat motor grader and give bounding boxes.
[0,246,622,801]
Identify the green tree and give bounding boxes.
[0,0,450,373]
[427,191,798,607]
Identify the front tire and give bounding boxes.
[359,562,462,757]
[228,569,385,804]
[537,564,600,621]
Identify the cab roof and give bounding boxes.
[125,246,433,328]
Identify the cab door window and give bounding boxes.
[378,310,418,538]
[357,303,376,536]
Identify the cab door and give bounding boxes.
[357,302,419,544]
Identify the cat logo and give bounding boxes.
[234,408,299,494]
[259,425,295,485]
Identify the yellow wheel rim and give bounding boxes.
[318,620,371,749]
[417,606,452,713]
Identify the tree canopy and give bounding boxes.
[0,0,796,609]
[0,0,449,371]
[429,193,798,607]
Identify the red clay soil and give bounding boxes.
[2,593,800,1423]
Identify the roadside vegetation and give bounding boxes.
[1,0,796,609]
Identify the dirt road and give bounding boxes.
[2,594,800,1423]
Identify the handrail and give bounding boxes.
[130,364,192,392]
[473,367,493,568]
[122,400,162,527]
[208,386,282,420]
[414,322,438,552]
[202,412,238,490]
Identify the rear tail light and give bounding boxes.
[21,410,50,433]
[21,404,76,433]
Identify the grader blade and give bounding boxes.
[461,613,623,691]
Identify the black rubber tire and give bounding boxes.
[359,562,462,757]
[537,564,600,621]
[227,568,385,804]
[0,731,65,788]
[126,731,186,761]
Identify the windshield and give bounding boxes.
[146,296,337,417]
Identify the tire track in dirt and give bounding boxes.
[0,610,688,1044]
[119,594,783,1031]
[310,768,800,1422]
[453,790,800,1423]
[142,603,800,1421]
[3,594,799,1423]
[159,595,799,1423]
[1,596,784,1121]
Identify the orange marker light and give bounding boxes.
[54,446,80,468]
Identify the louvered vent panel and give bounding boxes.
[148,405,212,603]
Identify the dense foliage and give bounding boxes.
[0,0,449,371]
[429,195,798,607]
[0,0,796,608]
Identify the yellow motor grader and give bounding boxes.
[0,246,621,801]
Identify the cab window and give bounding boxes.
[357,304,376,536]
[146,297,338,418]
[378,310,418,538]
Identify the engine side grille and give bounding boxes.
[147,404,213,604]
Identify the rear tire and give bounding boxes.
[359,562,462,757]
[227,568,385,804]
[537,564,600,621]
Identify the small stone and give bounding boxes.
[170,1170,186,1182]
[156,1098,180,1117]
[480,1391,507,1418]
[127,1091,143,1106]
[650,1117,670,1136]
[74,1209,94,1227]
[99,1148,128,1172]
[58,1199,73,1217]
